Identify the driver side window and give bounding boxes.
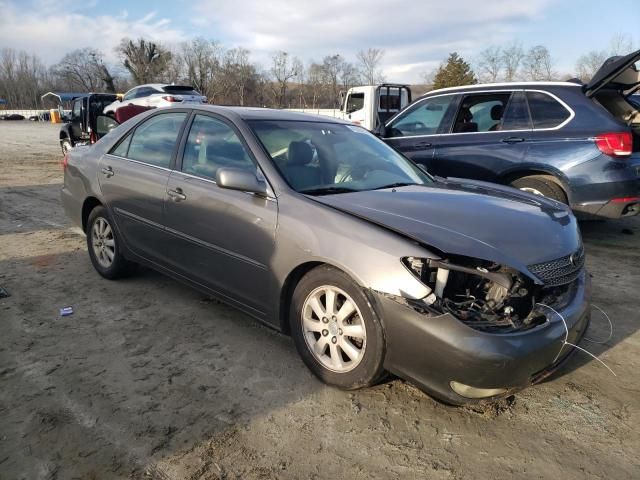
[387,95,454,137]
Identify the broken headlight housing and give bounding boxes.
[402,256,547,333]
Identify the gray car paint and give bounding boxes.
[62,104,584,324]
[61,105,588,403]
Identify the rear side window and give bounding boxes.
[526,92,571,129]
[124,113,187,168]
[111,133,132,157]
[182,114,254,181]
[501,91,531,130]
[453,93,511,133]
[163,86,201,96]
[388,95,455,137]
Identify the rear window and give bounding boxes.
[163,86,201,96]
[526,92,571,129]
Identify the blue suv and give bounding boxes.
[380,50,640,218]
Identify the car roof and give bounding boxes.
[420,81,582,98]
[187,105,353,124]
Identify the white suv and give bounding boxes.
[103,84,206,116]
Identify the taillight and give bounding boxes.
[611,196,640,203]
[161,95,183,103]
[594,132,633,157]
[62,154,68,170]
[89,131,97,144]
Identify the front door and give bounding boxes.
[383,94,458,171]
[431,91,531,180]
[163,113,278,316]
[98,111,188,263]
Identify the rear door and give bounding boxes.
[163,113,277,315]
[70,99,84,141]
[98,111,189,263]
[383,94,457,169]
[430,90,531,180]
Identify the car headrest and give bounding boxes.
[459,107,473,122]
[490,104,504,121]
[288,141,313,166]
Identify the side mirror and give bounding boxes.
[216,167,268,196]
[95,115,119,137]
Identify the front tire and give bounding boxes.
[290,265,386,390]
[86,206,134,279]
[61,138,72,155]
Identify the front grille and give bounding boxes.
[528,245,585,286]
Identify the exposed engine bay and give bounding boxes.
[402,256,574,333]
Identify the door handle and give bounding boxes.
[413,141,433,149]
[167,188,187,202]
[501,137,525,144]
[101,166,114,177]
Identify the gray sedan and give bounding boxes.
[61,106,590,405]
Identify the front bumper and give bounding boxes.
[374,271,591,405]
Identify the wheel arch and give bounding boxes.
[278,261,326,335]
[499,167,572,203]
[59,127,71,141]
[81,196,103,233]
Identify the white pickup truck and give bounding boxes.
[288,84,412,131]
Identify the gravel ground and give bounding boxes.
[1,121,639,480]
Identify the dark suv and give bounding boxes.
[380,50,640,218]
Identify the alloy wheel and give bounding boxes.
[301,285,367,373]
[91,217,115,268]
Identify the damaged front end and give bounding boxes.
[399,254,578,333]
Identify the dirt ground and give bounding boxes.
[1,121,639,480]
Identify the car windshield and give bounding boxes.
[249,120,432,194]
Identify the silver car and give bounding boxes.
[61,106,590,405]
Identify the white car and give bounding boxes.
[103,84,207,116]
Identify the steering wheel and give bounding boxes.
[339,165,369,183]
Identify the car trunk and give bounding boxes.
[593,89,640,151]
[161,85,204,103]
[585,49,640,152]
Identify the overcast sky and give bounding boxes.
[0,0,638,82]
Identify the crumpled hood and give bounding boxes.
[312,178,582,278]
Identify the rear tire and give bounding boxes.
[290,265,386,390]
[510,175,567,204]
[86,206,135,279]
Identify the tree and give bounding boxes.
[477,46,502,82]
[610,33,634,56]
[432,52,477,90]
[0,48,48,108]
[575,50,608,81]
[181,38,223,101]
[50,48,117,92]
[117,38,172,84]
[270,51,301,107]
[356,48,385,85]
[306,62,325,108]
[219,47,258,106]
[522,45,554,81]
[502,42,524,81]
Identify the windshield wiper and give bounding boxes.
[299,186,357,195]
[370,182,420,190]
